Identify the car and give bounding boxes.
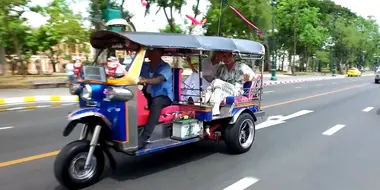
[375,69,380,83]
[347,68,361,77]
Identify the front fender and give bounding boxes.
[63,108,112,137]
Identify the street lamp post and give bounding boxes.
[270,0,277,81]
[331,13,341,77]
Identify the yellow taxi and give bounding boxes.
[347,68,361,77]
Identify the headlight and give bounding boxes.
[69,83,82,95]
[105,87,134,101]
[81,84,92,101]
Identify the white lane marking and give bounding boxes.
[223,177,259,190]
[295,87,302,88]
[6,107,27,111]
[36,105,51,108]
[322,124,345,136]
[362,107,374,112]
[256,119,285,129]
[17,109,32,112]
[281,110,314,120]
[264,91,274,94]
[62,103,76,106]
[0,126,14,130]
[256,110,313,130]
[331,82,336,84]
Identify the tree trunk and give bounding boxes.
[14,42,25,77]
[263,44,270,72]
[0,47,5,76]
[5,17,26,77]
[52,62,57,72]
[281,52,285,71]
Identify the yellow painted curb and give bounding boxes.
[50,96,61,101]
[23,96,36,102]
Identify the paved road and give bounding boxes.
[0,75,378,190]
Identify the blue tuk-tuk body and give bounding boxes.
[54,30,266,189]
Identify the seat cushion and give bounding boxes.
[138,105,180,127]
[161,105,180,114]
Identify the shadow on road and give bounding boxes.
[54,141,233,190]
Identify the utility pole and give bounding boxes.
[217,0,223,36]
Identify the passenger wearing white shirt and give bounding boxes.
[186,51,223,83]
[182,51,223,102]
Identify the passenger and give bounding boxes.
[182,51,223,102]
[137,48,173,149]
[185,51,224,83]
[203,52,255,116]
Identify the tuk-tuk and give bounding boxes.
[54,30,266,189]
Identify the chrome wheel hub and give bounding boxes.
[239,119,255,148]
[69,152,97,181]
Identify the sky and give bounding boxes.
[23,0,380,32]
[23,0,210,32]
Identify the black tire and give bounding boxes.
[54,140,105,189]
[375,80,379,84]
[224,113,256,154]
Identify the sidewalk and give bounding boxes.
[0,73,373,105]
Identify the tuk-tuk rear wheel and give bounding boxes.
[224,113,255,154]
[54,140,104,189]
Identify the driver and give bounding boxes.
[137,48,173,149]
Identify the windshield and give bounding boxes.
[95,48,137,72]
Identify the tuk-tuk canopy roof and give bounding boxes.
[90,30,265,55]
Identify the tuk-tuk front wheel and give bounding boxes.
[54,140,105,189]
[224,113,255,154]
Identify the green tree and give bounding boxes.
[28,0,89,72]
[0,0,42,76]
[204,0,272,71]
[205,0,271,39]
[159,24,183,33]
[144,0,186,33]
[144,0,187,67]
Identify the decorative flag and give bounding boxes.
[186,14,203,25]
[221,0,263,38]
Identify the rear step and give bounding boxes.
[135,137,200,156]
